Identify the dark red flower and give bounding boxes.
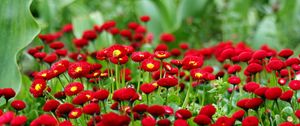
[43,53,58,64]
[265,87,282,100]
[72,94,89,105]
[68,62,90,79]
[141,116,156,126]
[55,49,68,56]
[93,89,109,101]
[228,76,241,85]
[155,44,168,51]
[232,110,245,120]
[174,119,188,126]
[214,116,235,126]
[61,24,73,32]
[157,119,171,126]
[147,105,165,117]
[82,30,97,40]
[133,104,148,114]
[59,120,73,126]
[243,82,260,93]
[220,48,235,59]
[2,88,15,100]
[10,100,26,111]
[238,51,252,62]
[252,50,267,60]
[245,63,263,74]
[64,82,84,96]
[120,29,132,38]
[182,56,204,70]
[55,103,75,117]
[30,114,58,126]
[131,51,151,62]
[29,79,46,98]
[278,49,293,58]
[157,77,178,88]
[107,44,127,58]
[228,64,242,74]
[140,15,151,22]
[43,99,60,112]
[289,80,300,90]
[199,104,216,118]
[170,48,181,57]
[154,51,171,59]
[49,41,64,49]
[179,43,189,50]
[254,87,268,97]
[10,115,27,126]
[267,59,285,71]
[279,122,295,126]
[112,88,139,102]
[100,112,131,126]
[160,33,175,43]
[245,98,263,110]
[83,103,100,115]
[141,58,160,72]
[193,114,211,125]
[295,110,300,119]
[278,78,287,85]
[73,38,89,48]
[175,109,192,120]
[140,83,156,94]
[280,90,294,102]
[242,116,259,126]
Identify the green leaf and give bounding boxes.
[0,0,40,91]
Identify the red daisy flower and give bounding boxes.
[55,103,75,117]
[278,49,293,58]
[252,50,267,60]
[232,110,245,120]
[245,63,263,74]
[242,116,259,126]
[10,100,26,111]
[199,104,216,118]
[83,103,100,115]
[61,23,73,32]
[2,88,16,100]
[73,38,89,48]
[267,59,285,71]
[182,56,203,70]
[160,33,175,43]
[157,119,171,126]
[64,82,84,96]
[82,30,97,40]
[10,115,27,126]
[289,80,300,90]
[30,114,58,126]
[214,116,235,126]
[132,104,148,114]
[68,62,90,79]
[155,44,168,51]
[93,89,109,101]
[193,114,211,125]
[157,77,178,88]
[131,51,151,62]
[154,51,171,60]
[141,58,160,72]
[265,87,282,100]
[228,76,241,85]
[238,51,252,62]
[174,119,189,126]
[147,105,165,117]
[112,88,139,102]
[43,99,60,112]
[30,79,47,98]
[49,41,64,50]
[280,90,294,102]
[140,15,151,22]
[175,109,192,120]
[72,94,89,105]
[243,82,260,93]
[43,53,58,64]
[107,44,127,58]
[140,83,156,94]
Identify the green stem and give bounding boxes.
[115,64,119,89]
[182,76,192,108]
[165,88,168,105]
[159,60,163,79]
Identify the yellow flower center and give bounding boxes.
[146,63,154,69]
[113,50,121,57]
[35,84,42,91]
[86,94,91,99]
[157,53,166,58]
[41,73,47,77]
[71,111,78,116]
[70,86,77,92]
[75,67,82,73]
[152,82,158,87]
[93,72,99,76]
[54,70,58,73]
[195,73,203,78]
[189,61,197,66]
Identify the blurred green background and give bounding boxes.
[30,0,300,49]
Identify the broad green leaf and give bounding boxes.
[252,15,280,49]
[0,0,40,91]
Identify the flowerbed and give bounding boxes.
[0,16,300,126]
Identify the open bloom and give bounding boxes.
[30,79,47,97]
[68,62,90,79]
[64,82,84,96]
[157,77,178,88]
[141,58,160,72]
